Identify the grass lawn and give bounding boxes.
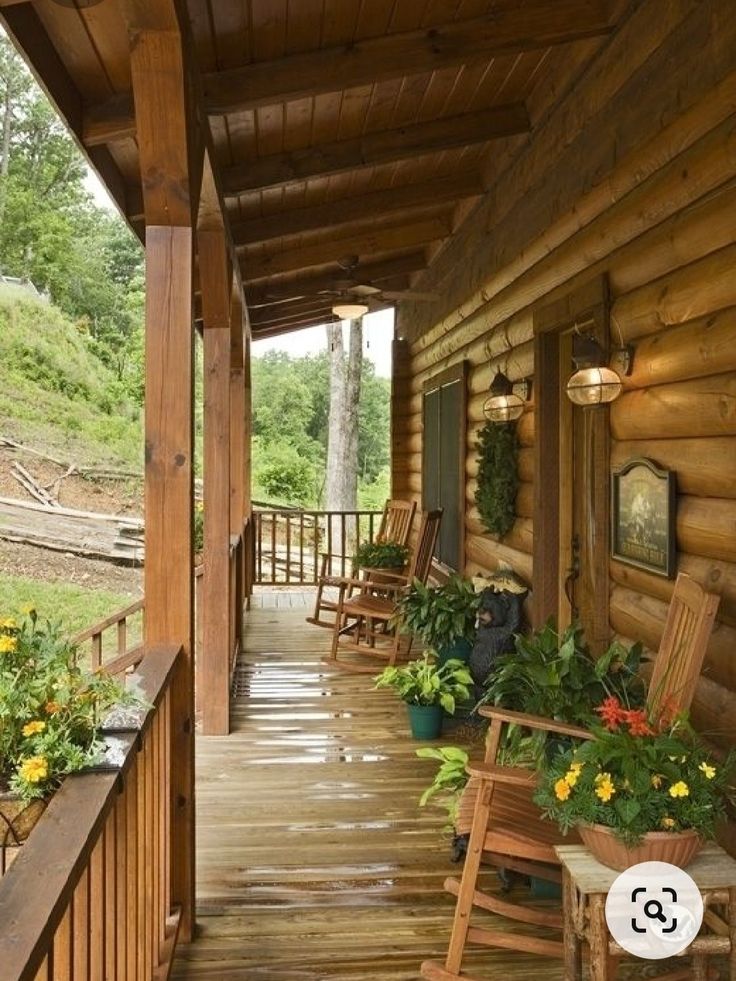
[0,574,142,647]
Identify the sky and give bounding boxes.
[253,307,395,378]
[84,168,396,377]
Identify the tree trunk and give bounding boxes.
[0,88,13,226]
[324,320,363,562]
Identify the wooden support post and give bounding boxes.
[129,24,196,940]
[229,286,246,647]
[243,330,254,597]
[199,228,232,736]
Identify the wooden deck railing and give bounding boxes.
[72,598,145,675]
[254,509,383,585]
[0,644,182,981]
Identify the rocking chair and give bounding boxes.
[325,508,442,674]
[421,572,720,980]
[307,498,416,628]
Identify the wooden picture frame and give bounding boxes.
[611,457,676,579]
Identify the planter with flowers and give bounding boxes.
[534,696,735,871]
[0,607,136,866]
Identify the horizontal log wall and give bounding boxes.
[394,0,736,757]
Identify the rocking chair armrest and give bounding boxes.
[477,705,593,740]
[465,763,537,788]
[357,565,409,581]
[333,575,406,593]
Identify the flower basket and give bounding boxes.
[579,822,702,872]
[0,791,47,873]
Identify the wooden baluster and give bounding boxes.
[89,839,104,981]
[72,867,90,978]
[270,514,276,584]
[326,515,333,579]
[32,955,49,981]
[91,632,102,671]
[312,514,319,584]
[341,513,347,577]
[299,512,305,582]
[126,759,138,981]
[285,513,291,583]
[117,618,127,656]
[369,511,375,542]
[53,905,72,981]
[142,732,153,980]
[105,811,117,981]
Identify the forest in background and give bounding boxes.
[0,35,391,510]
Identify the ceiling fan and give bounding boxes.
[255,255,438,309]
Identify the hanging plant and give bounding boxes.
[474,421,519,537]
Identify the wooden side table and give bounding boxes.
[555,842,736,981]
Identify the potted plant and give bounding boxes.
[354,539,410,570]
[396,575,480,663]
[0,608,136,854]
[534,697,736,870]
[477,620,645,763]
[374,652,473,740]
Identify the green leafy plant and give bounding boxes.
[474,421,518,537]
[354,539,410,569]
[374,652,473,715]
[194,500,204,553]
[477,621,645,764]
[396,575,480,650]
[0,608,137,803]
[416,745,470,828]
[535,699,736,846]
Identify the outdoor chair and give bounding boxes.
[307,498,416,628]
[324,508,442,673]
[421,572,720,980]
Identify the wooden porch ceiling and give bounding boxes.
[0,0,625,338]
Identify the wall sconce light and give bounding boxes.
[331,301,369,320]
[483,370,531,423]
[566,334,633,406]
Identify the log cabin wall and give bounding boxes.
[394,0,736,759]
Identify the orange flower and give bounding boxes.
[622,709,653,737]
[44,700,61,715]
[595,696,625,731]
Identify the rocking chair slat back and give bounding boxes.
[408,509,443,583]
[647,572,720,718]
[379,499,417,546]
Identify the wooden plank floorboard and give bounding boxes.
[172,608,678,980]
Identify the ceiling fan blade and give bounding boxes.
[349,283,382,296]
[380,289,438,301]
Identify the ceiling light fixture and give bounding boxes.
[331,301,369,320]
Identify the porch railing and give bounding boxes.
[253,509,383,585]
[72,598,145,675]
[0,643,182,981]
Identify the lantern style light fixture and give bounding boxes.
[331,301,369,320]
[566,334,626,406]
[483,370,530,423]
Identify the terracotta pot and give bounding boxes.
[578,822,702,871]
[0,791,47,874]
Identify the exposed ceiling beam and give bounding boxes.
[245,253,426,301]
[231,172,483,245]
[249,276,411,312]
[241,217,450,281]
[251,299,340,328]
[223,105,527,196]
[251,312,339,339]
[80,0,613,148]
[204,2,615,115]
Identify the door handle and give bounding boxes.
[564,534,580,618]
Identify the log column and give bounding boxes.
[128,26,196,941]
[229,288,246,646]
[199,228,232,736]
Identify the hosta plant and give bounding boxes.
[374,652,473,714]
[396,575,480,651]
[416,745,470,830]
[0,608,135,803]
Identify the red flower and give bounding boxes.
[595,696,625,731]
[622,708,653,737]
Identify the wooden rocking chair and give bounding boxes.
[421,572,720,980]
[325,508,442,674]
[307,498,416,628]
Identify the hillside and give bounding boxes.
[0,285,142,468]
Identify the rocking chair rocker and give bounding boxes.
[421,572,720,980]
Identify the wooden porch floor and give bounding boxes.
[170,606,658,980]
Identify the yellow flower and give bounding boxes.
[699,762,716,780]
[569,761,583,775]
[19,756,48,784]
[595,777,616,803]
[0,617,17,630]
[564,769,580,787]
[661,816,676,830]
[554,778,571,801]
[0,635,17,653]
[651,774,663,789]
[195,501,204,512]
[22,720,46,737]
[669,781,690,798]
[20,603,36,616]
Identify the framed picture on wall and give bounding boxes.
[611,457,676,579]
